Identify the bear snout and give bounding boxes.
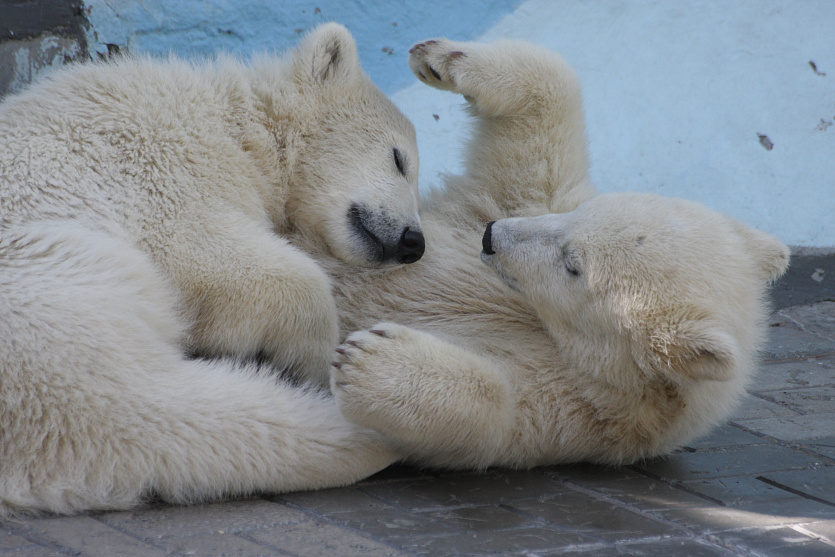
[397,227,425,264]
[349,203,424,265]
[482,221,496,255]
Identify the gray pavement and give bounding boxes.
[3,255,834,557]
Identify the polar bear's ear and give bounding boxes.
[294,23,360,86]
[733,221,790,283]
[645,319,740,382]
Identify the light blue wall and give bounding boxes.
[395,0,835,248]
[84,0,521,94]
[83,1,835,248]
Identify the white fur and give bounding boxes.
[327,38,790,469]
[0,24,418,515]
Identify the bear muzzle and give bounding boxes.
[348,204,425,265]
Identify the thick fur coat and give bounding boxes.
[322,38,790,469]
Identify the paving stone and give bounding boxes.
[153,531,276,556]
[361,470,566,510]
[546,537,731,557]
[0,531,35,550]
[752,355,835,391]
[278,487,394,515]
[244,519,407,557]
[711,525,835,556]
[778,302,835,336]
[758,467,835,506]
[591,477,715,510]
[797,520,835,542]
[7,515,168,557]
[764,323,835,360]
[680,476,809,507]
[765,304,835,361]
[733,413,835,442]
[393,526,593,556]
[0,530,67,556]
[636,443,821,481]
[732,496,835,522]
[546,464,645,485]
[755,385,835,415]
[0,541,66,557]
[507,492,681,541]
[98,499,308,540]
[805,436,835,460]
[326,504,458,539]
[529,541,612,556]
[683,423,768,450]
[424,505,532,532]
[656,503,818,532]
[729,394,799,420]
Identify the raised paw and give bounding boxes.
[408,39,467,92]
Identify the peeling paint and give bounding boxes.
[757,133,774,151]
[809,60,826,76]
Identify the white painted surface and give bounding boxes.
[394,0,835,247]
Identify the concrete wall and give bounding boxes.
[0,0,89,95]
[1,0,832,248]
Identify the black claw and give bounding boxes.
[429,66,442,81]
[370,329,387,337]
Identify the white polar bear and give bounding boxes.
[325,38,790,468]
[0,24,417,515]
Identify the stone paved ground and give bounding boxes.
[2,255,834,556]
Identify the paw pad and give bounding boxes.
[409,40,438,54]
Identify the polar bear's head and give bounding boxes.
[285,24,423,268]
[481,193,789,386]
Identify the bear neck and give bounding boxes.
[233,61,315,234]
[541,312,647,392]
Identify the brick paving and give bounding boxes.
[2,255,834,556]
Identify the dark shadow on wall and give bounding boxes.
[772,254,835,309]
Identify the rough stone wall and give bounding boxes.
[0,0,90,98]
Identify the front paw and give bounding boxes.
[408,39,467,92]
[330,323,425,433]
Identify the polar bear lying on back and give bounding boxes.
[322,38,790,467]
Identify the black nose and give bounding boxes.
[482,221,496,255]
[397,227,425,264]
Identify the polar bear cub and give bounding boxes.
[328,38,790,468]
[1,22,422,386]
[0,24,415,515]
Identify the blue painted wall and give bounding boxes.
[85,0,521,94]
